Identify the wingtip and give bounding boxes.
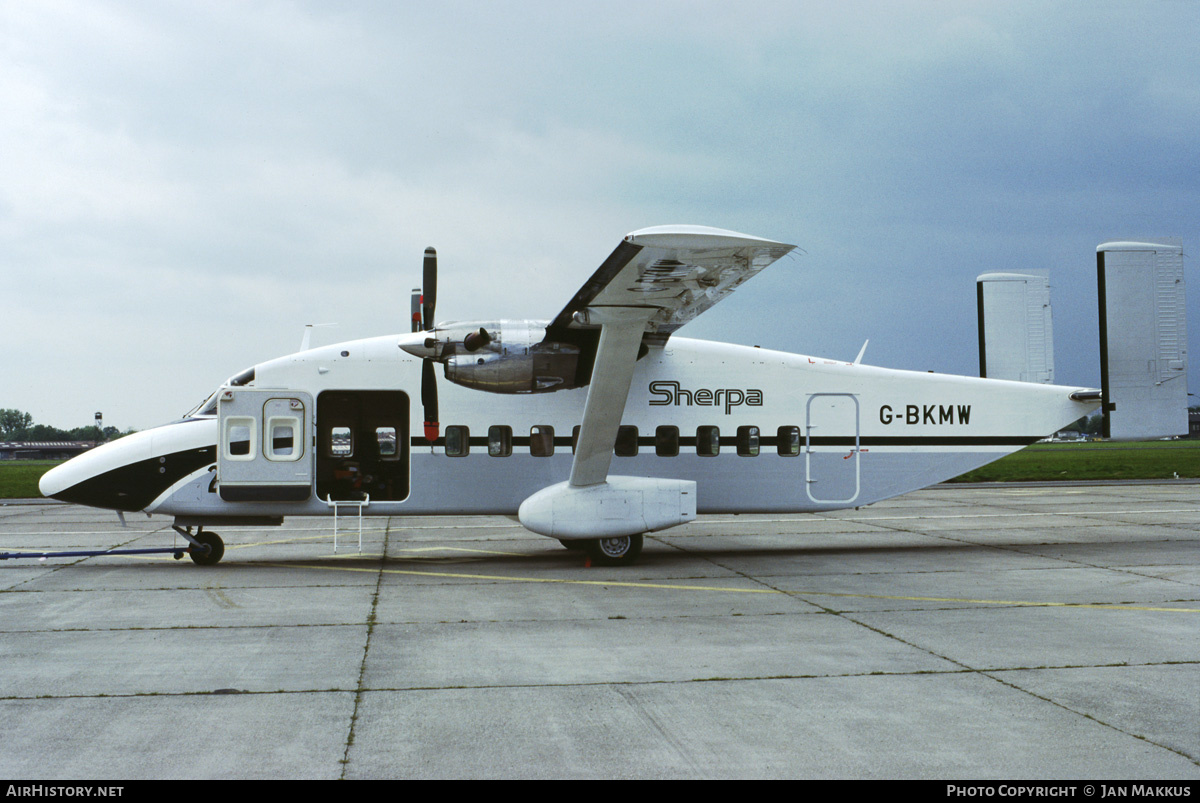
[625,225,795,250]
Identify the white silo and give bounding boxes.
[976,272,1054,383]
[1097,240,1188,440]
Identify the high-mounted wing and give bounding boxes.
[544,225,796,347]
[519,225,797,546]
[555,226,796,488]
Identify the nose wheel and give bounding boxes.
[189,532,225,566]
[173,525,225,566]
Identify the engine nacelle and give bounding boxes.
[401,320,583,394]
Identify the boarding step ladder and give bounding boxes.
[324,495,370,553]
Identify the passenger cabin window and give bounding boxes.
[655,425,679,457]
[445,425,470,457]
[266,416,301,462]
[376,426,398,460]
[530,425,554,457]
[570,425,636,455]
[777,426,801,456]
[697,426,720,456]
[615,425,638,456]
[329,426,353,457]
[224,417,255,460]
[737,426,759,457]
[489,425,512,457]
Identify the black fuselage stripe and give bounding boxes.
[411,435,1040,448]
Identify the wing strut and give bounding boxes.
[568,307,656,488]
[517,304,697,541]
[520,224,798,542]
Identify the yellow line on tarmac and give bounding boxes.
[273,562,779,594]
[794,590,1200,613]
[272,562,1200,613]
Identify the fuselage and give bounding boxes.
[41,334,1098,524]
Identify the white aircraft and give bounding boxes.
[39,225,1100,565]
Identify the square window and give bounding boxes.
[273,425,294,455]
[489,425,512,457]
[445,425,470,457]
[376,426,398,459]
[655,425,679,457]
[737,426,760,457]
[330,426,353,457]
[530,425,554,457]
[697,426,720,456]
[615,425,638,456]
[266,416,301,461]
[224,417,256,461]
[777,426,801,456]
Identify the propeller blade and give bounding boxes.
[422,358,439,442]
[410,288,422,332]
[422,247,437,331]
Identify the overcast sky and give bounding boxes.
[3,0,1198,431]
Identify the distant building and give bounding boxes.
[976,272,1054,383]
[0,442,95,460]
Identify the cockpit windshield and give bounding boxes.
[183,391,219,419]
[182,366,256,418]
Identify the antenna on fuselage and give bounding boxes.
[853,339,870,366]
[300,323,336,351]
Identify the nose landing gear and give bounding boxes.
[172,525,225,566]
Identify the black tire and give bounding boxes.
[585,534,643,566]
[189,532,225,566]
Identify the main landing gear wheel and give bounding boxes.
[585,534,643,566]
[189,532,225,566]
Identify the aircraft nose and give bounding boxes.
[37,430,155,511]
[38,461,73,500]
[37,421,218,512]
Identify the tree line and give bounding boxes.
[0,409,134,442]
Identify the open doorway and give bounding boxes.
[316,390,410,502]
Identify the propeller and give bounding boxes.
[418,248,439,443]
[422,247,437,336]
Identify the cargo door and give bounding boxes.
[217,389,313,502]
[315,390,410,502]
[805,393,860,504]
